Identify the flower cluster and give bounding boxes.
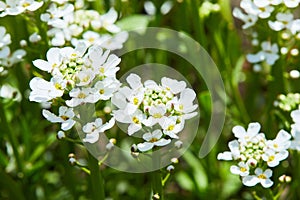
[0,26,26,76]
[233,0,300,71]
[41,1,127,49]
[218,122,291,188]
[29,43,121,143]
[290,108,300,151]
[275,93,300,111]
[112,73,198,152]
[0,0,43,17]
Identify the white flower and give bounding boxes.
[82,117,115,143]
[0,84,21,101]
[290,109,300,150]
[253,0,282,7]
[32,47,63,73]
[161,77,186,94]
[143,104,167,126]
[173,88,198,119]
[246,41,279,66]
[97,31,128,50]
[66,87,96,107]
[268,13,294,31]
[29,32,41,43]
[290,123,300,150]
[232,122,261,144]
[0,0,43,17]
[217,140,241,160]
[233,8,258,29]
[291,109,300,123]
[29,77,64,103]
[283,0,300,8]
[113,109,147,136]
[262,149,288,167]
[160,116,184,139]
[137,130,171,152]
[42,106,76,131]
[242,168,273,188]
[289,19,300,35]
[0,26,11,47]
[93,78,120,101]
[266,130,291,152]
[230,162,250,176]
[89,48,121,78]
[100,8,121,33]
[75,68,95,86]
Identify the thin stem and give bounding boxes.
[252,191,263,200]
[162,173,170,187]
[0,102,23,173]
[151,151,164,200]
[87,153,105,199]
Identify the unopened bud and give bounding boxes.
[166,165,174,172]
[68,153,76,165]
[57,131,66,140]
[171,157,179,164]
[174,140,183,149]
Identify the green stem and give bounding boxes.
[162,173,170,187]
[87,153,105,199]
[151,152,164,200]
[0,102,23,173]
[151,170,163,200]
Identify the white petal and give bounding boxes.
[247,122,261,135]
[152,129,163,139]
[232,125,246,138]
[217,151,232,160]
[261,179,273,188]
[128,123,141,135]
[42,109,62,123]
[242,176,260,187]
[61,120,76,131]
[99,118,115,132]
[154,138,171,146]
[137,142,154,152]
[83,132,99,143]
[230,165,241,175]
[161,77,186,94]
[126,73,142,90]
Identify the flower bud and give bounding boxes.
[57,131,66,140]
[166,165,174,172]
[68,153,76,165]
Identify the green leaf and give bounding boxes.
[116,15,150,31]
[183,150,208,192]
[175,171,194,191]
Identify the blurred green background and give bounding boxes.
[1,0,300,199]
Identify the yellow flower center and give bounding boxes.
[153,113,162,118]
[268,155,275,162]
[78,92,86,99]
[82,76,90,83]
[240,167,247,172]
[132,116,140,124]
[150,138,158,143]
[99,89,105,94]
[133,97,139,105]
[167,125,174,131]
[258,174,267,179]
[61,115,69,121]
[23,2,30,7]
[88,37,95,43]
[99,67,105,74]
[55,83,63,90]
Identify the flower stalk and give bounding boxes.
[88,153,105,200]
